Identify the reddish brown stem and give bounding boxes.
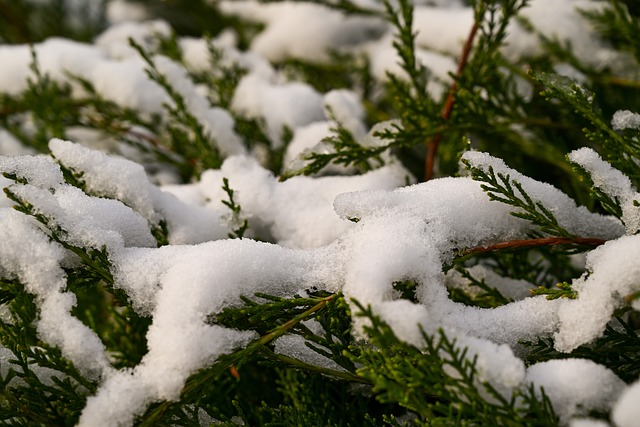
[462,236,607,256]
[424,20,479,182]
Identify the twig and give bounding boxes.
[424,17,479,181]
[268,353,370,384]
[461,236,606,256]
[254,294,337,346]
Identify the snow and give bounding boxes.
[453,334,526,400]
[612,110,640,131]
[555,235,640,352]
[7,141,629,424]
[106,0,149,24]
[0,208,112,378]
[95,20,172,59]
[231,72,325,147]
[0,2,638,426]
[569,420,610,427]
[219,1,386,63]
[462,151,624,241]
[612,378,640,427]
[525,359,624,424]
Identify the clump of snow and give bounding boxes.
[323,89,367,139]
[80,238,339,426]
[412,7,474,55]
[569,419,610,427]
[612,378,640,427]
[453,334,526,400]
[197,154,411,248]
[525,359,624,424]
[95,20,172,59]
[503,0,617,69]
[231,72,325,146]
[0,154,65,189]
[0,129,36,156]
[0,38,103,96]
[612,110,640,131]
[283,89,377,176]
[152,56,246,157]
[554,235,640,352]
[568,147,639,234]
[49,139,229,244]
[219,1,386,63]
[107,0,150,24]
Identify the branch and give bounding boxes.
[461,236,607,256]
[424,18,479,181]
[140,293,339,426]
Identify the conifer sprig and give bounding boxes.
[281,107,382,179]
[530,281,577,300]
[129,38,222,177]
[221,177,249,239]
[533,71,640,182]
[462,159,575,239]
[448,267,513,309]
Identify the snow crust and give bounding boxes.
[0,2,638,426]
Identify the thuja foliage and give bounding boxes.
[1,0,640,426]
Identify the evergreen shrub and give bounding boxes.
[0,0,640,426]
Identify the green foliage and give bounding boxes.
[129,38,222,178]
[531,281,578,300]
[376,0,439,179]
[448,267,513,309]
[533,71,640,184]
[0,250,97,426]
[351,302,558,427]
[581,0,640,65]
[221,177,249,239]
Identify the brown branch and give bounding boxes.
[424,19,479,182]
[461,236,607,256]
